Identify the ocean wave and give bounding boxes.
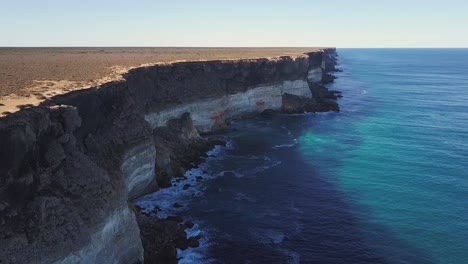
[280,249,301,264]
[217,170,244,178]
[281,126,293,136]
[272,141,297,149]
[134,152,227,216]
[234,192,256,202]
[251,228,285,245]
[177,235,215,264]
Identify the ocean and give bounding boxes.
[137,49,468,264]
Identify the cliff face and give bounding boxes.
[0,48,338,264]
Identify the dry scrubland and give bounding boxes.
[0,47,322,115]
[0,47,322,97]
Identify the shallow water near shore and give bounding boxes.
[138,49,468,263]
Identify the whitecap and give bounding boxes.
[177,235,216,264]
[218,170,244,178]
[272,142,297,149]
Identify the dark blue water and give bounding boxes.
[138,49,468,264]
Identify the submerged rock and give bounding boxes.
[184,220,194,228]
[187,237,200,248]
[196,176,204,182]
[173,203,183,208]
[322,73,337,84]
[282,93,319,113]
[223,171,236,177]
[137,216,183,263]
[153,113,226,188]
[167,216,184,223]
[282,90,340,114]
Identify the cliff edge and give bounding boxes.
[0,48,339,264]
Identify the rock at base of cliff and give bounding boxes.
[282,93,339,113]
[153,113,226,188]
[322,73,337,84]
[136,214,202,264]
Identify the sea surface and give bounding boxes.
[137,49,468,264]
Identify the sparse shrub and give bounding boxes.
[17,104,34,109]
[35,94,47,100]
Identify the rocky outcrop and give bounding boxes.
[144,79,313,133]
[152,112,224,187]
[0,48,339,264]
[322,48,340,73]
[122,139,157,200]
[282,91,340,113]
[137,214,202,264]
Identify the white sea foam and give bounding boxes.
[135,141,231,216]
[272,141,297,149]
[217,170,245,178]
[177,234,215,264]
[177,222,223,264]
[134,132,284,262]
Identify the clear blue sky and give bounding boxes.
[1,0,467,47]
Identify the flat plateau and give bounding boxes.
[0,47,324,115]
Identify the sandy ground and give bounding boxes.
[0,47,322,115]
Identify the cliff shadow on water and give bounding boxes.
[171,109,437,264]
[283,58,437,264]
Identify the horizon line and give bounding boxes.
[1,46,468,49]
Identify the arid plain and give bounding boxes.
[0,47,322,115]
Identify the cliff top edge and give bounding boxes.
[0,47,334,116]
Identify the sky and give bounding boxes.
[0,0,467,47]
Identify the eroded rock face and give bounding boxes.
[322,48,340,73]
[0,106,143,264]
[122,138,157,200]
[136,214,202,264]
[282,93,339,113]
[0,49,339,264]
[55,206,144,264]
[153,113,225,187]
[282,93,319,113]
[144,79,312,133]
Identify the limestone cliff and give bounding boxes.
[0,48,339,264]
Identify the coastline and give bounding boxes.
[0,48,340,263]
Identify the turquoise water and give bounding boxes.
[299,49,468,263]
[139,49,468,263]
